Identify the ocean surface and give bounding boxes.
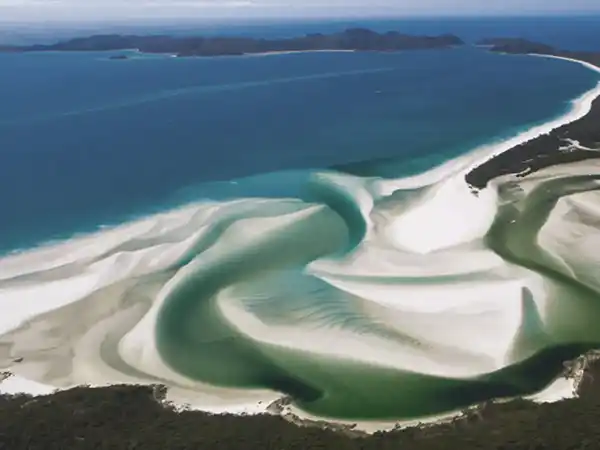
[2,17,600,423]
[1,43,599,252]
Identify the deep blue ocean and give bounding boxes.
[1,16,600,253]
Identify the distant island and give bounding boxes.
[479,37,600,66]
[466,38,600,189]
[0,28,464,57]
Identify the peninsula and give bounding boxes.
[466,38,600,189]
[0,28,464,57]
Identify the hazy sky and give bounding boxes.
[1,0,600,22]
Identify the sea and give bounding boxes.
[1,16,600,253]
[2,16,600,422]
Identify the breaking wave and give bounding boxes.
[2,57,600,424]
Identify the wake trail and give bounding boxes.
[0,67,394,126]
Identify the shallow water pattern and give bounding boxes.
[3,146,600,421]
[2,51,600,423]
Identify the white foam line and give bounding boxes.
[374,53,600,196]
[245,49,356,57]
[467,53,600,174]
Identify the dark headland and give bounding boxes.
[3,351,600,449]
[0,28,464,57]
[465,38,600,189]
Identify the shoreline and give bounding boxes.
[465,51,600,189]
[3,44,600,449]
[243,49,356,57]
[362,52,600,199]
[3,352,600,448]
[106,49,358,60]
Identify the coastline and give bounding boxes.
[3,43,600,450]
[0,48,598,424]
[465,52,600,189]
[107,49,357,60]
[372,54,600,197]
[1,28,463,58]
[3,353,600,449]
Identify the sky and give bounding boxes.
[1,0,600,22]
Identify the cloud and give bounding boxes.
[0,0,261,21]
[1,0,599,21]
[0,0,255,7]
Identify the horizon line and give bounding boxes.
[2,12,600,26]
